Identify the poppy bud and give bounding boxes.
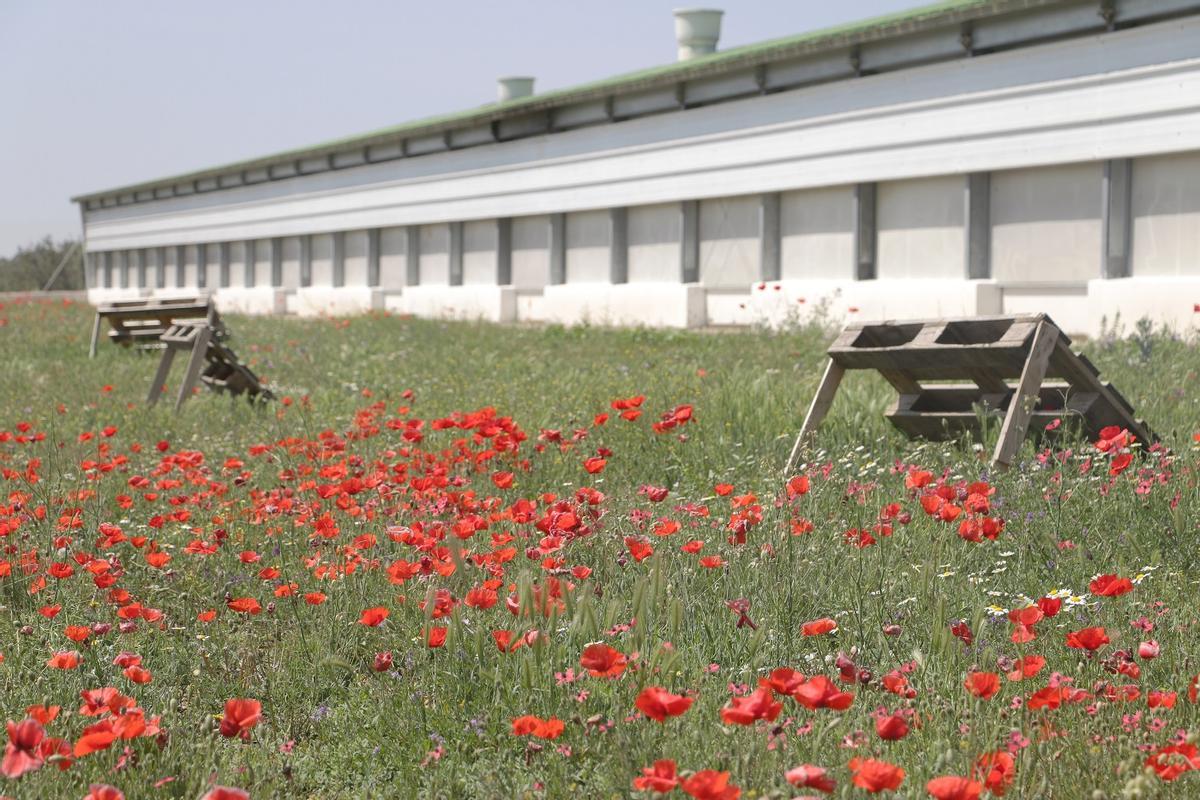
[1138,641,1160,660]
[373,651,394,672]
[266,602,276,614]
[20,625,33,636]
[93,622,112,635]
[119,621,138,634]
[897,512,913,525]
[883,624,901,636]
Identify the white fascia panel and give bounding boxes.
[84,19,1200,251]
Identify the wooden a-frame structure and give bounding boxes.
[785,314,1154,474]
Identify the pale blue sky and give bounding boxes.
[0,0,920,257]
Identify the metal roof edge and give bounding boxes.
[72,0,1057,204]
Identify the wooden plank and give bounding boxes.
[88,312,102,358]
[992,320,1057,467]
[174,326,212,413]
[784,359,845,476]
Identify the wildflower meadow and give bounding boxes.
[2,297,1199,799]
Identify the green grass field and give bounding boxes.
[1,297,1199,799]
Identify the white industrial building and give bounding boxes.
[75,0,1200,335]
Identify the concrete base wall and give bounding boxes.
[543,283,705,328]
[401,285,516,323]
[1088,277,1200,336]
[213,287,287,315]
[747,279,1002,328]
[291,286,383,317]
[87,287,152,304]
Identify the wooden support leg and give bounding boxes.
[174,327,212,413]
[146,348,178,406]
[89,313,102,358]
[784,359,845,477]
[992,321,1057,467]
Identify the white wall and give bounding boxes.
[627,203,682,282]
[253,240,272,286]
[463,220,498,285]
[511,215,550,290]
[780,186,854,280]
[566,210,611,283]
[700,195,759,288]
[877,175,965,279]
[280,237,301,289]
[379,227,407,289]
[311,233,335,286]
[1131,152,1200,277]
[183,245,199,288]
[991,163,1102,283]
[228,241,247,287]
[344,230,369,286]
[419,224,450,284]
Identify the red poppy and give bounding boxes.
[1109,452,1133,475]
[680,769,739,800]
[219,699,261,740]
[793,675,854,711]
[373,651,393,672]
[511,715,564,740]
[719,686,782,725]
[358,606,389,627]
[46,651,80,669]
[635,686,694,722]
[1144,742,1200,781]
[1089,574,1133,597]
[580,643,627,678]
[83,785,125,800]
[1006,655,1045,682]
[801,617,837,636]
[785,764,835,793]
[2,718,44,779]
[849,757,905,792]
[926,776,983,800]
[491,471,514,489]
[974,751,1015,796]
[1065,626,1110,652]
[875,712,909,740]
[583,457,607,474]
[763,667,806,695]
[226,597,261,615]
[964,672,1000,699]
[199,788,250,800]
[633,759,679,793]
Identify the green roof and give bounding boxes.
[74,0,1044,203]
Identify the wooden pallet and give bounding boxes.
[89,295,228,357]
[785,314,1154,473]
[146,322,272,412]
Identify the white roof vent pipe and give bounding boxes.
[497,76,535,102]
[673,8,723,61]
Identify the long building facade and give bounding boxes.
[75,0,1200,335]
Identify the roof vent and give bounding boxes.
[673,8,723,61]
[497,76,535,102]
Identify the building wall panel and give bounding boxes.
[877,175,965,279]
[511,215,550,290]
[1131,151,1200,276]
[463,220,499,285]
[419,224,450,285]
[991,163,1102,283]
[379,227,407,289]
[280,237,302,289]
[566,210,611,283]
[699,196,759,288]
[628,203,681,282]
[780,186,854,280]
[344,230,370,286]
[311,233,335,286]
